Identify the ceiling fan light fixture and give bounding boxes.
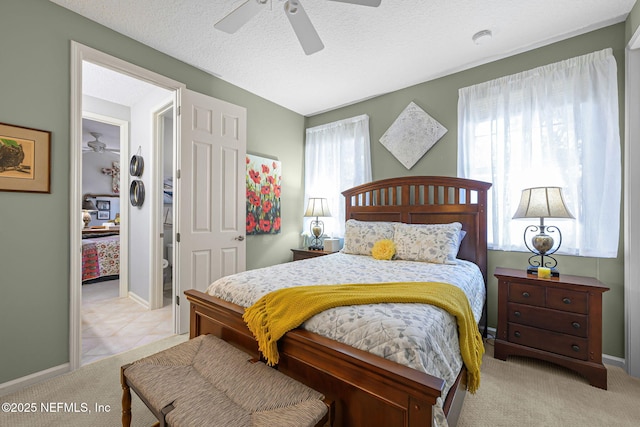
[87,132,107,153]
[215,0,380,55]
[472,29,492,45]
[88,142,105,153]
[285,0,299,14]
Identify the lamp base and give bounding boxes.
[308,245,324,251]
[527,266,560,278]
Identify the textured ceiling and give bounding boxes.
[52,0,635,116]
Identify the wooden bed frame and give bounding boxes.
[185,176,491,427]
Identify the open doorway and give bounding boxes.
[79,115,173,365]
[155,105,175,313]
[70,42,185,370]
[625,37,640,378]
[70,42,247,370]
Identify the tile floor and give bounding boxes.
[81,279,173,365]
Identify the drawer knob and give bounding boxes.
[514,331,521,338]
[572,322,581,329]
[514,311,521,317]
[572,344,580,352]
[522,292,530,298]
[563,297,572,304]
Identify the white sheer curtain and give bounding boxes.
[458,48,621,257]
[305,114,372,238]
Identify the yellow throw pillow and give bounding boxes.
[371,239,396,260]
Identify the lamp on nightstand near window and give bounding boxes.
[304,197,332,251]
[513,187,574,277]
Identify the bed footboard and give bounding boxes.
[185,289,455,427]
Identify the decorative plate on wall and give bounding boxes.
[130,179,145,207]
[379,101,448,169]
[129,154,144,177]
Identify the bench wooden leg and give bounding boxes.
[121,364,132,427]
[314,399,333,427]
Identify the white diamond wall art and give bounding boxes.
[379,102,448,169]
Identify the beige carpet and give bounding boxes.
[0,334,187,427]
[2,335,639,427]
[458,341,640,427]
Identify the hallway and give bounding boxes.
[81,280,172,365]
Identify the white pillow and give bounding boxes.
[393,222,463,264]
[341,219,396,255]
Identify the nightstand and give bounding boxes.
[494,267,609,389]
[291,248,334,261]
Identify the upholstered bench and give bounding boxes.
[121,334,331,427]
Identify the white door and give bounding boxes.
[176,88,247,334]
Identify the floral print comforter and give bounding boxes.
[81,235,119,281]
[206,252,485,426]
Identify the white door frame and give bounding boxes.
[151,102,175,310]
[82,111,130,299]
[69,41,185,370]
[625,31,640,378]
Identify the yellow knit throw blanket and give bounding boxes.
[243,281,484,393]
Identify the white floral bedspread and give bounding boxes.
[206,252,485,426]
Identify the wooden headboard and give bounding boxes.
[342,176,492,282]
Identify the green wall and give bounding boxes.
[626,0,640,44]
[0,0,630,387]
[306,24,627,358]
[0,0,305,384]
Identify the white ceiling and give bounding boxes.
[81,61,162,153]
[82,118,119,154]
[52,0,636,116]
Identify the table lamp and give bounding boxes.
[82,198,98,228]
[304,198,331,250]
[512,187,574,277]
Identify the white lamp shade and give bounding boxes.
[512,187,574,219]
[304,198,332,218]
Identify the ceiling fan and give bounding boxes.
[215,0,382,55]
[84,132,119,154]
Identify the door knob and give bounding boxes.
[235,235,245,241]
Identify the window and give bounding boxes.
[305,114,372,238]
[458,49,621,258]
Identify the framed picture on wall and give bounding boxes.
[96,200,110,211]
[0,122,51,193]
[97,211,109,220]
[246,154,281,235]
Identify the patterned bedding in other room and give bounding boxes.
[82,234,120,281]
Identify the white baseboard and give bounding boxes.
[128,291,149,309]
[485,326,497,339]
[0,363,70,397]
[603,354,626,369]
[483,326,626,370]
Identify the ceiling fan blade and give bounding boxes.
[215,0,268,34]
[284,1,324,55]
[328,0,381,7]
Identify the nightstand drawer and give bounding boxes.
[508,282,545,306]
[507,303,588,337]
[546,287,588,314]
[508,323,589,360]
[495,267,609,389]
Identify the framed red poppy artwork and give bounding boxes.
[246,154,281,235]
